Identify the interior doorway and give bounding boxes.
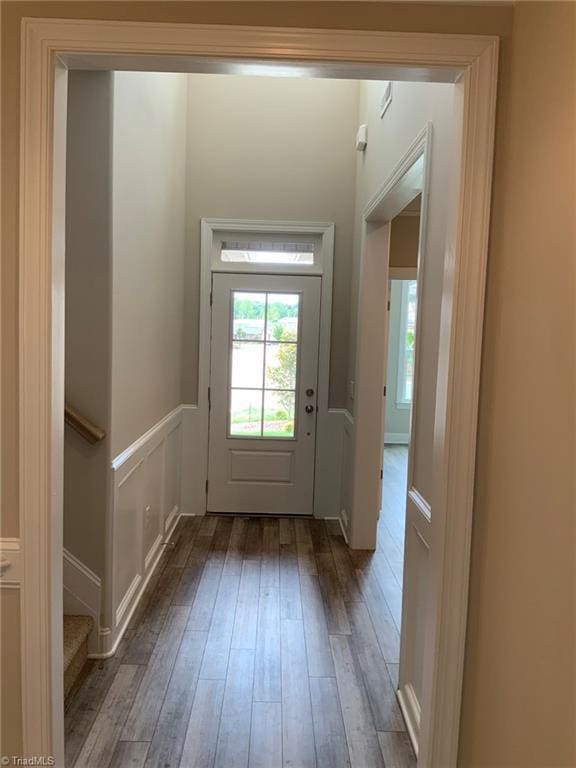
[17,18,498,767]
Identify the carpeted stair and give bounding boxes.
[63,615,94,699]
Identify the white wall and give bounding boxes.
[107,71,188,645]
[65,71,188,645]
[111,72,188,457]
[183,74,360,407]
[64,71,113,578]
[348,80,455,503]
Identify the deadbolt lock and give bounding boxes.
[305,388,315,397]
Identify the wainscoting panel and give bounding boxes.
[114,460,144,625]
[398,486,432,749]
[144,441,164,568]
[106,406,184,656]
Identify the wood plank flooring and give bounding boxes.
[66,448,413,768]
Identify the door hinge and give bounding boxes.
[210,291,213,307]
[383,385,387,397]
[205,479,209,494]
[387,299,391,311]
[208,386,211,409]
[380,469,384,480]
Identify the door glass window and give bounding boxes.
[229,291,300,438]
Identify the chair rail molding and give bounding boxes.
[18,17,498,767]
[0,538,22,588]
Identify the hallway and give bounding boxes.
[65,479,413,768]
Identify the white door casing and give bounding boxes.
[208,273,321,515]
[354,126,430,753]
[18,18,497,767]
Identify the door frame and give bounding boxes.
[17,17,498,766]
[355,124,431,553]
[351,123,431,550]
[199,218,335,518]
[353,124,433,753]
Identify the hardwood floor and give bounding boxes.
[66,448,413,768]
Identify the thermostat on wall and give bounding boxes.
[380,81,393,118]
[356,124,368,152]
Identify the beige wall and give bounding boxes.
[459,4,576,765]
[3,3,576,766]
[183,73,359,406]
[0,589,22,757]
[111,72,188,456]
[64,71,113,578]
[390,216,420,270]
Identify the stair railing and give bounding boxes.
[64,403,106,444]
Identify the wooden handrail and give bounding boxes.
[65,403,106,444]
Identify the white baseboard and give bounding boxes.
[384,432,410,445]
[62,548,101,654]
[397,683,420,758]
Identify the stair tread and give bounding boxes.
[63,615,94,672]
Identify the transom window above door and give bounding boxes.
[229,290,301,439]
[221,240,315,266]
[206,219,330,275]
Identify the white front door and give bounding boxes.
[207,273,321,515]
